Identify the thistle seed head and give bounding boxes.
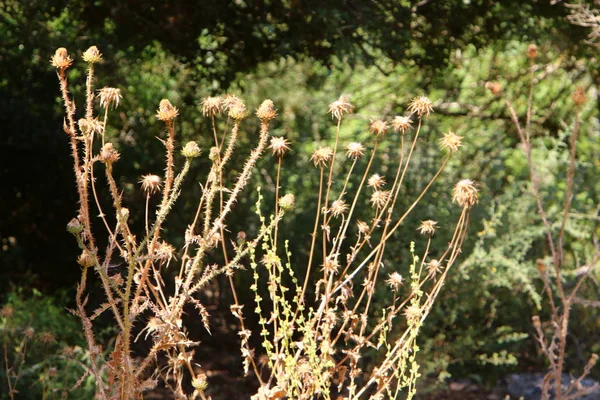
[77,250,95,268]
[417,220,438,236]
[82,46,102,64]
[182,141,202,158]
[328,95,354,121]
[427,259,443,275]
[407,96,433,118]
[156,99,179,121]
[78,118,104,136]
[370,190,390,208]
[278,193,296,211]
[311,146,334,168]
[256,99,277,121]
[270,136,290,157]
[367,174,386,190]
[391,116,413,134]
[439,131,463,153]
[452,179,479,207]
[99,143,120,164]
[386,272,404,290]
[50,47,72,69]
[201,96,223,117]
[66,218,83,235]
[140,174,162,194]
[369,119,388,136]
[98,87,122,109]
[346,142,365,159]
[357,220,369,235]
[330,199,348,218]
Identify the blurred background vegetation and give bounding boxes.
[1,0,599,398]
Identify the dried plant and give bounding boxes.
[495,45,599,400]
[54,47,476,399]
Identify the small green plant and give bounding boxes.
[50,45,476,399]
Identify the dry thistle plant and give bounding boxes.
[492,46,599,400]
[54,46,476,399]
[242,95,477,400]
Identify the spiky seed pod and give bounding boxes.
[370,190,390,208]
[369,120,388,136]
[322,256,340,274]
[391,116,413,134]
[77,250,95,268]
[228,102,248,120]
[527,44,538,59]
[346,142,365,159]
[98,87,122,109]
[427,259,442,275]
[208,147,219,162]
[311,146,334,168]
[66,218,83,235]
[328,95,354,121]
[357,220,369,235]
[119,207,130,222]
[0,306,14,319]
[201,96,223,117]
[99,143,120,164]
[256,99,277,121]
[452,179,479,207]
[82,46,102,64]
[182,141,201,158]
[50,47,72,69]
[78,118,104,136]
[140,174,162,194]
[386,272,403,290]
[407,96,433,117]
[417,220,438,235]
[192,374,208,391]
[439,131,463,153]
[330,199,348,218]
[156,99,178,121]
[270,136,290,157]
[279,193,295,211]
[404,304,422,325]
[368,174,386,190]
[222,94,242,110]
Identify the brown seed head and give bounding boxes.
[367,174,386,190]
[77,250,95,268]
[99,143,120,164]
[485,81,502,96]
[270,136,290,157]
[346,142,365,159]
[328,95,354,121]
[182,141,202,158]
[38,332,56,345]
[417,220,438,235]
[66,218,83,235]
[209,147,220,162]
[192,374,208,391]
[408,96,433,117]
[427,259,443,275]
[50,47,72,69]
[330,199,348,218]
[527,44,538,59]
[572,87,586,106]
[24,327,35,339]
[369,119,389,136]
[140,174,162,194]
[452,179,479,207]
[98,87,122,109]
[391,116,413,134]
[228,102,248,120]
[82,46,102,64]
[386,272,404,290]
[322,257,340,274]
[0,306,14,319]
[201,96,223,117]
[439,131,463,153]
[78,118,104,136]
[154,241,176,263]
[256,99,277,121]
[156,99,179,121]
[357,220,369,235]
[311,146,334,168]
[278,193,296,211]
[370,190,391,208]
[404,304,422,325]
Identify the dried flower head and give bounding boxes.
[182,141,202,158]
[156,99,179,121]
[98,87,122,109]
[311,146,334,168]
[256,99,277,121]
[369,120,389,136]
[154,241,176,264]
[322,256,340,274]
[201,96,223,117]
[404,304,422,324]
[98,143,120,164]
[386,272,404,290]
[417,220,438,235]
[66,218,83,235]
[82,46,102,64]
[427,259,443,275]
[572,87,586,106]
[0,306,14,319]
[208,147,220,162]
[50,47,72,69]
[38,332,56,345]
[527,44,538,59]
[140,174,162,194]
[368,174,386,190]
[222,94,242,110]
[270,136,291,157]
[330,199,348,218]
[77,250,95,268]
[346,142,365,159]
[192,374,208,391]
[78,118,104,136]
[439,131,463,153]
[228,101,248,120]
[391,116,413,134]
[452,179,479,207]
[328,95,354,120]
[279,193,295,211]
[357,220,369,235]
[370,190,391,208]
[484,81,502,96]
[407,96,433,117]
